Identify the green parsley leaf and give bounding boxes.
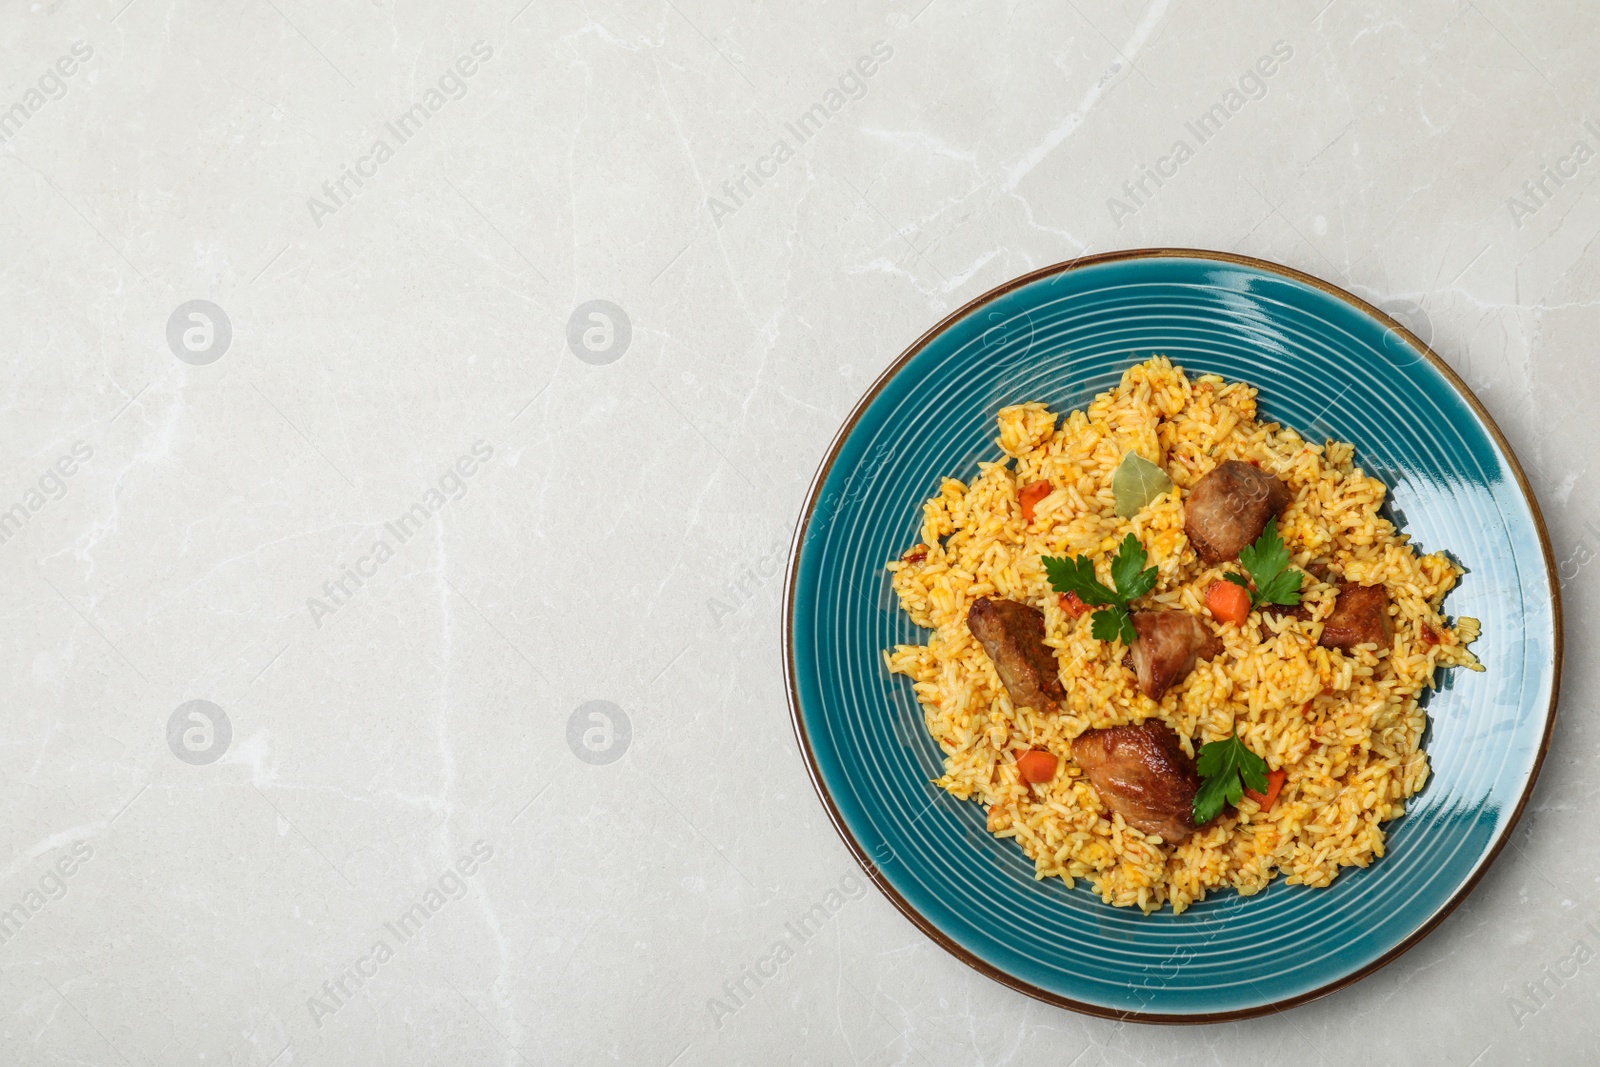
[1255,568,1303,607]
[1109,533,1159,602]
[1111,452,1174,518]
[1090,607,1129,644]
[1193,733,1271,826]
[1041,554,1118,607]
[1230,517,1304,608]
[1043,533,1159,647]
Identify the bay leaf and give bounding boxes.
[1112,451,1173,518]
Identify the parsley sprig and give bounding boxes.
[1193,732,1269,825]
[1223,517,1304,608]
[1042,533,1157,646]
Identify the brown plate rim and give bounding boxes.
[780,246,1564,1025]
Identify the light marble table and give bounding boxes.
[1,1,1594,1064]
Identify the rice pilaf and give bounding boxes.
[884,358,1481,914]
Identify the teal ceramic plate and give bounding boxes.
[784,249,1561,1022]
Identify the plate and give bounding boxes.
[783,249,1561,1021]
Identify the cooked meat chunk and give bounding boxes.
[966,597,1065,713]
[1184,460,1293,563]
[1129,611,1223,700]
[1073,721,1204,843]
[1318,582,1394,651]
[1261,602,1310,623]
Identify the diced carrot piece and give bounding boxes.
[1018,480,1053,521]
[1016,749,1058,784]
[1206,579,1252,626]
[1058,591,1090,618]
[1244,769,1287,809]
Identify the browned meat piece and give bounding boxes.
[1318,582,1394,651]
[1261,602,1310,623]
[1184,460,1293,563]
[1129,611,1223,700]
[1073,721,1204,843]
[966,597,1065,713]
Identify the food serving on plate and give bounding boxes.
[884,358,1482,914]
